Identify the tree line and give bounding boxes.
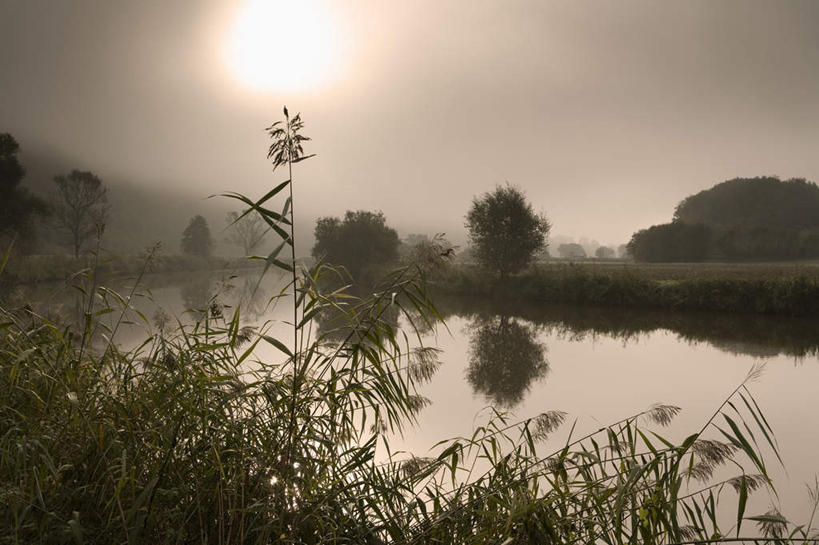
[628,176,819,262]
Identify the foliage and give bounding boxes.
[628,222,712,262]
[312,210,400,283]
[674,176,819,230]
[181,215,213,258]
[465,184,550,279]
[0,133,48,251]
[595,246,615,259]
[52,169,109,257]
[631,177,819,261]
[558,242,587,259]
[226,210,267,256]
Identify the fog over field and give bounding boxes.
[2,0,819,253]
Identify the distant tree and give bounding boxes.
[401,233,454,274]
[666,176,819,260]
[595,246,615,259]
[181,215,213,258]
[52,170,108,257]
[627,222,712,262]
[617,244,629,259]
[312,210,399,282]
[673,176,819,231]
[226,210,267,256]
[465,184,550,280]
[557,243,586,259]
[0,133,47,251]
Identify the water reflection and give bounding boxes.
[180,276,212,314]
[466,314,549,408]
[437,293,819,362]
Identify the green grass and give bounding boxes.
[434,262,819,317]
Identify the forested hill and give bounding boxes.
[673,177,819,231]
[630,177,819,262]
[19,146,235,255]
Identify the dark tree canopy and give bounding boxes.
[465,184,550,279]
[181,215,213,258]
[467,315,549,408]
[53,169,108,257]
[312,210,399,282]
[0,133,47,249]
[674,177,819,231]
[631,176,819,262]
[627,222,712,262]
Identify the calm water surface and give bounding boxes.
[15,269,819,524]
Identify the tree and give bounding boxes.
[312,210,399,282]
[181,215,213,257]
[595,246,615,259]
[557,243,586,259]
[627,222,712,262]
[226,210,267,256]
[0,133,47,250]
[52,169,108,257]
[465,184,550,279]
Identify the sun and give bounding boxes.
[225,0,341,93]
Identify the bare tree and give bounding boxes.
[225,210,267,256]
[53,170,108,257]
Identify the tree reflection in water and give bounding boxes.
[466,315,549,408]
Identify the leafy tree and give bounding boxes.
[557,243,586,259]
[226,210,266,256]
[627,222,712,262]
[674,176,819,231]
[0,133,47,250]
[312,210,399,282]
[52,169,108,257]
[181,215,213,258]
[465,184,550,279]
[595,246,615,259]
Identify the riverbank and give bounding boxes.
[432,261,819,317]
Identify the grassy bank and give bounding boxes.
[434,262,819,317]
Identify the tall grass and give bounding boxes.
[1,111,817,543]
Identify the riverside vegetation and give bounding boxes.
[435,261,819,317]
[1,110,818,544]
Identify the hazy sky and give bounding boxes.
[2,0,819,247]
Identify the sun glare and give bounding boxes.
[225,0,341,93]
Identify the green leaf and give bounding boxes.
[737,474,748,536]
[262,335,293,358]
